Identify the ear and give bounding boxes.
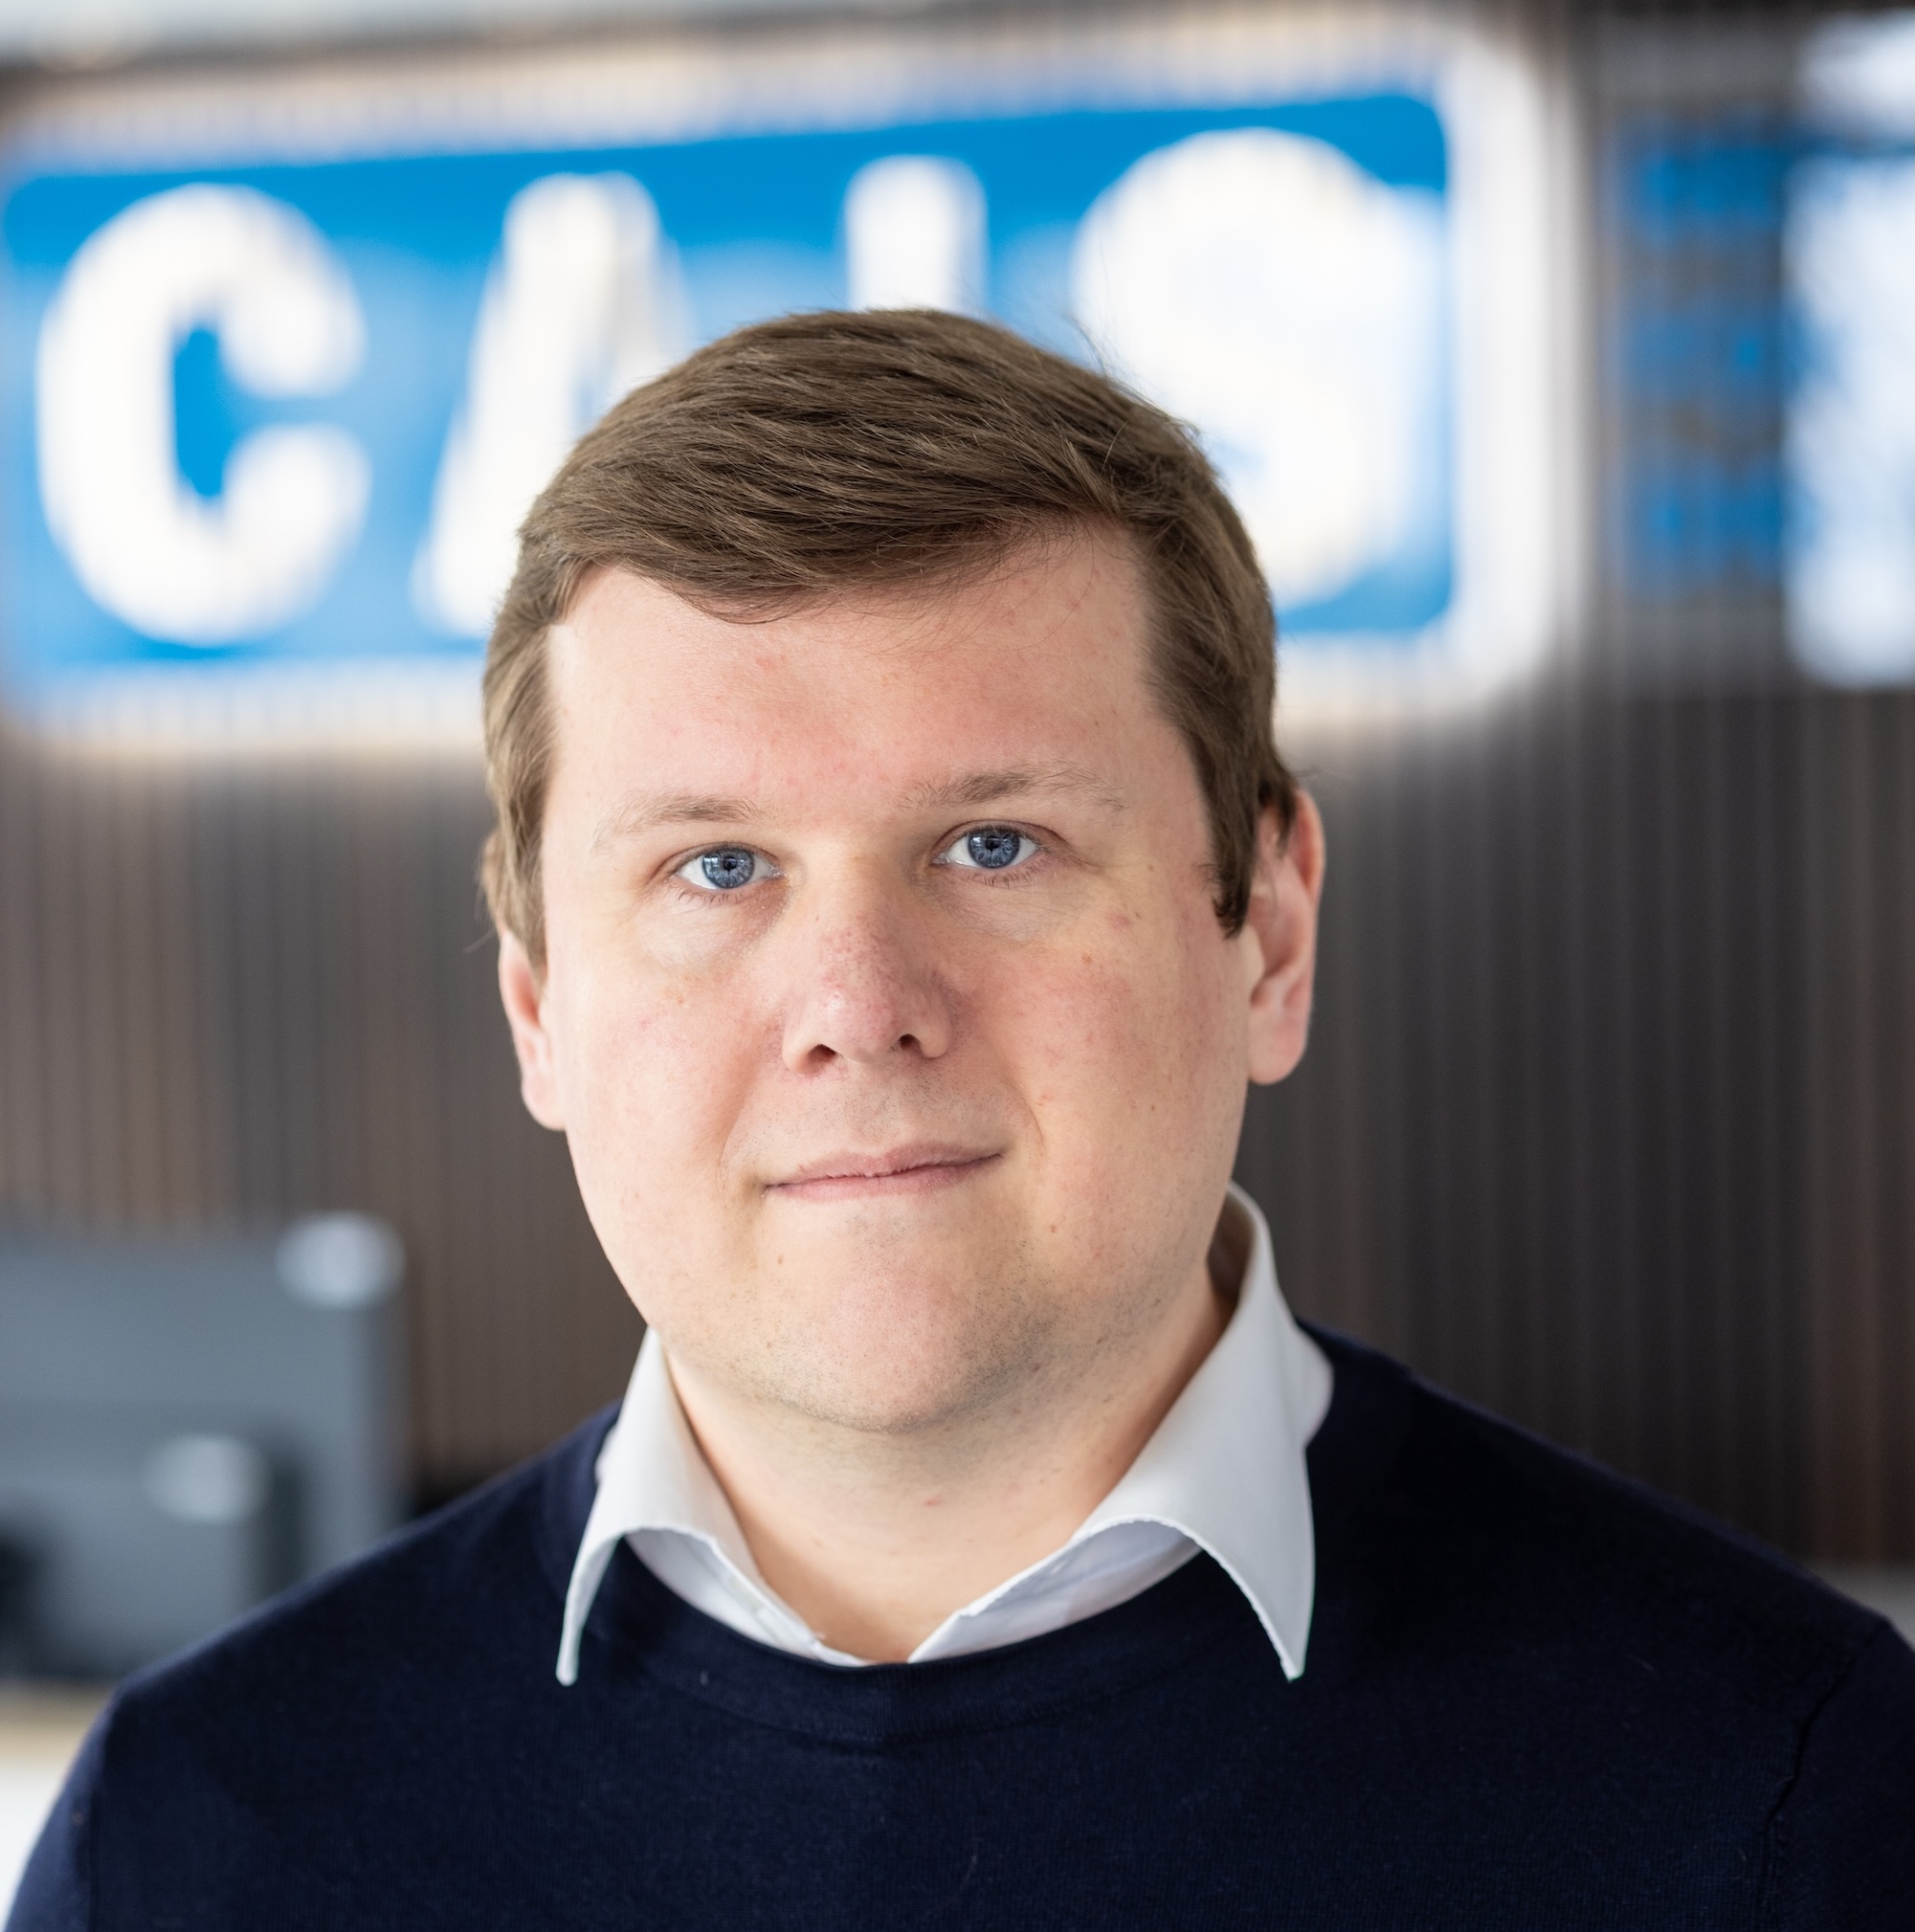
[497,929,568,1130]
[1241,791,1325,1085]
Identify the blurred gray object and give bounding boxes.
[0,0,856,67]
[0,1215,403,1677]
[1817,1566,1915,1650]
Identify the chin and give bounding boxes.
[755,1260,1058,1435]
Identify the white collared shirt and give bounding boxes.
[558,1184,1332,1684]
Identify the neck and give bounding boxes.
[664,1256,1230,1662]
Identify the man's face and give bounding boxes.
[501,534,1318,1436]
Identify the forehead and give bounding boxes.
[544,535,1167,814]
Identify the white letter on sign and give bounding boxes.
[844,157,986,315]
[412,173,686,637]
[1073,130,1443,611]
[36,185,369,644]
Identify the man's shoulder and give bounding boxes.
[1288,1329,1915,1920]
[1304,1322,1904,1730]
[8,1413,612,1929]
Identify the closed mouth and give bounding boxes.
[767,1146,1000,1199]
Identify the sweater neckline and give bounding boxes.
[578,1535,1275,1744]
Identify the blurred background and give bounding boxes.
[1,0,1913,1896]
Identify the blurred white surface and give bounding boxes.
[1802,11,1915,138]
[1787,11,1915,686]
[142,1433,272,1526]
[1785,153,1915,685]
[0,1690,103,1921]
[1818,1565,1915,1648]
[0,1762,64,1918]
[276,1211,404,1310]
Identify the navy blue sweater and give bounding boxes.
[12,1328,1914,1929]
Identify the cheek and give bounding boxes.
[548,963,762,1236]
[1012,916,1244,1163]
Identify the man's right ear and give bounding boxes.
[497,930,568,1130]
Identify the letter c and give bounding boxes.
[36,184,369,645]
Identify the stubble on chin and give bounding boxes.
[688,1221,1071,1446]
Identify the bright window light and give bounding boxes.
[1788,13,1915,686]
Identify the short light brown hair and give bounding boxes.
[481,309,1296,964]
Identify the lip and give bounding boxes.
[767,1144,1000,1202]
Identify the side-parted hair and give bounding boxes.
[480,308,1297,964]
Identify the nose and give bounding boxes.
[779,868,954,1072]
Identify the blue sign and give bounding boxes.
[0,44,1545,739]
[1572,12,1915,691]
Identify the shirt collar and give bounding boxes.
[558,1183,1331,1685]
[1058,1184,1331,1674]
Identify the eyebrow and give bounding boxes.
[590,765,1125,854]
[904,765,1127,813]
[590,792,768,853]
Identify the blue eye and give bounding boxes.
[697,847,756,890]
[968,828,1023,870]
[940,826,1035,872]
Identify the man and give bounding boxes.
[13,312,1913,1928]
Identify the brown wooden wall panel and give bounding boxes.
[0,742,225,1227]
[1248,686,1915,1564]
[0,731,638,1494]
[1801,697,1915,1560]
